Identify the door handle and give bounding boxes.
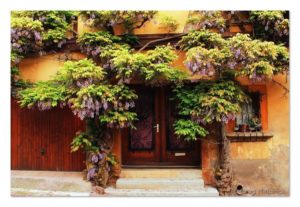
[153,123,159,133]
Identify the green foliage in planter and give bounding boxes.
[18,81,69,110]
[172,81,249,140]
[173,119,208,141]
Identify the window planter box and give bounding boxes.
[226,132,273,142]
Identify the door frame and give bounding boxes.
[121,86,201,167]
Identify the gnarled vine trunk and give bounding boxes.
[216,122,233,196]
[84,118,116,189]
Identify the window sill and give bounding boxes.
[226,132,273,142]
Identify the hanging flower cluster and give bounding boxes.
[77,31,123,58]
[11,17,43,56]
[11,11,76,52]
[228,34,289,81]
[80,11,157,33]
[179,30,289,81]
[179,30,225,51]
[274,19,289,37]
[54,58,106,88]
[186,11,226,32]
[68,84,137,129]
[18,59,138,129]
[250,11,289,45]
[185,47,227,76]
[18,81,69,111]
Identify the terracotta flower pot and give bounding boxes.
[239,124,249,132]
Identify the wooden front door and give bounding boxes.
[122,86,201,166]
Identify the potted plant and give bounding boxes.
[238,112,249,132]
[248,117,262,132]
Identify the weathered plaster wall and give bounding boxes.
[231,75,289,196]
[202,75,289,196]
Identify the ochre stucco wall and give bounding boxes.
[202,75,289,196]
[19,52,86,82]
[233,75,289,195]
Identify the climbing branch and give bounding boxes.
[138,33,186,52]
[271,78,289,94]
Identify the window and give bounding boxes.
[226,85,268,133]
[234,92,262,132]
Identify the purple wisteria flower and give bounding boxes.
[87,168,96,181]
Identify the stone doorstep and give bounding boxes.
[116,178,205,190]
[104,186,219,197]
[120,169,202,179]
[11,169,218,197]
[11,188,91,197]
[114,168,219,196]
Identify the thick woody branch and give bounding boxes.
[138,33,186,52]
